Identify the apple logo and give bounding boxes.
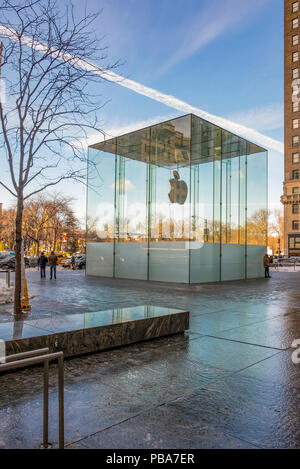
[168,170,188,205]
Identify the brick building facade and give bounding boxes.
[282,0,300,256]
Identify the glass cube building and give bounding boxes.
[87,114,268,283]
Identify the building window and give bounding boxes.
[293,68,299,79]
[289,236,300,248]
[293,17,299,29]
[293,220,299,230]
[293,34,299,45]
[293,51,299,62]
[289,234,300,249]
[293,2,299,13]
[293,119,299,129]
[293,204,299,214]
[293,186,299,194]
[292,135,299,146]
[293,101,299,112]
[293,169,300,179]
[293,152,299,163]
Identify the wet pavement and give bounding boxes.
[0,270,300,449]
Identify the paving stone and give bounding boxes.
[173,336,281,372]
[0,379,150,448]
[212,313,300,349]
[78,406,258,449]
[237,350,300,387]
[165,374,300,449]
[1,270,300,449]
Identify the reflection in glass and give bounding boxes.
[87,114,268,283]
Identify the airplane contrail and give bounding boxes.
[0,24,284,154]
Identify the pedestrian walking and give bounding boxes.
[49,251,58,280]
[38,252,48,278]
[264,253,271,278]
[71,255,75,270]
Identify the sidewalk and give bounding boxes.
[0,270,300,448]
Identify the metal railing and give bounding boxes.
[0,347,64,449]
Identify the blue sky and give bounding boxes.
[0,0,284,221]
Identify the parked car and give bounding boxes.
[0,251,14,260]
[61,255,85,269]
[56,253,69,264]
[61,258,72,268]
[275,257,299,266]
[27,256,39,267]
[75,255,86,269]
[0,256,13,269]
[0,256,30,270]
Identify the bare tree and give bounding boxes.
[269,208,284,254]
[0,207,15,250]
[247,209,269,246]
[1,195,85,254]
[23,193,71,254]
[0,0,116,314]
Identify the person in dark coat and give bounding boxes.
[38,252,48,278]
[49,251,58,280]
[263,253,271,278]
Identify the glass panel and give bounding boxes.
[221,131,246,280]
[86,142,116,277]
[239,143,247,247]
[246,144,268,278]
[114,129,149,279]
[221,157,232,244]
[189,116,221,283]
[213,129,222,247]
[86,114,268,283]
[148,116,191,283]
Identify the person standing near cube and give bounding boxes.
[38,252,48,279]
[263,253,271,279]
[49,251,58,280]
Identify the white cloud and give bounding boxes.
[112,178,135,191]
[228,103,283,132]
[0,24,283,154]
[161,0,272,72]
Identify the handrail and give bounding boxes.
[5,347,50,363]
[0,348,64,449]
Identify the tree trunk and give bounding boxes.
[53,228,57,252]
[14,195,23,315]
